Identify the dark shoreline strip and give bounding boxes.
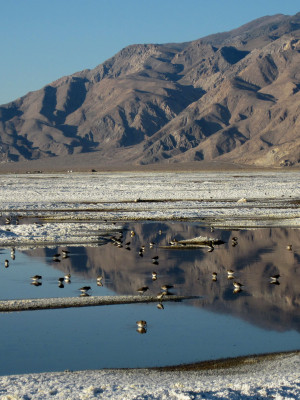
[151,350,300,371]
[0,295,200,312]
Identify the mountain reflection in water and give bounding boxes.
[24,222,300,334]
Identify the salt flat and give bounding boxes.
[0,352,298,399]
[0,171,299,246]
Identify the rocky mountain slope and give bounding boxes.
[1,12,300,168]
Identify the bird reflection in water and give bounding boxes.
[31,281,42,287]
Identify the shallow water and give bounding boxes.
[0,221,299,375]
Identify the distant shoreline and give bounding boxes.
[1,158,299,174]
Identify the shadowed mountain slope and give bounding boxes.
[1,13,300,169]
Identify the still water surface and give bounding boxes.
[0,222,299,375]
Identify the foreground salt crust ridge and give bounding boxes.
[0,352,298,399]
[0,171,299,246]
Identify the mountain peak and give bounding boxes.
[1,13,300,170]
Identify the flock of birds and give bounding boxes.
[2,247,105,294]
[108,229,287,334]
[210,235,283,292]
[111,229,177,333]
[211,268,281,294]
[2,225,289,334]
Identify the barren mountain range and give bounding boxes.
[1,12,300,170]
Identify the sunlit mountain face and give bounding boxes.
[1,13,300,171]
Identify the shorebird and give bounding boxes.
[136,319,147,333]
[137,286,149,295]
[149,241,155,249]
[157,292,166,300]
[64,273,71,282]
[130,230,135,237]
[136,320,147,328]
[152,271,157,280]
[231,237,238,247]
[270,274,280,284]
[52,253,61,262]
[31,275,42,281]
[157,303,164,310]
[4,259,9,268]
[233,281,243,290]
[97,276,103,286]
[79,286,91,293]
[161,284,173,291]
[113,239,122,247]
[62,250,70,258]
[212,272,217,281]
[286,244,292,251]
[227,269,235,279]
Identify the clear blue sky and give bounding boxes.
[0,0,299,105]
